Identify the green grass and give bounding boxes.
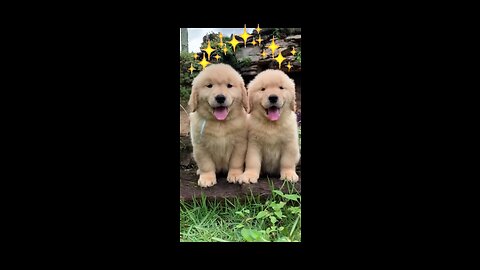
[180,182,301,242]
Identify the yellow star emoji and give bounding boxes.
[274,50,285,69]
[214,54,221,62]
[188,63,196,74]
[199,53,210,70]
[251,39,257,46]
[291,47,297,56]
[218,32,224,48]
[257,35,263,45]
[193,53,198,60]
[223,44,228,55]
[261,50,267,59]
[268,36,279,57]
[287,62,292,72]
[255,24,262,34]
[228,35,240,52]
[239,24,252,48]
[201,40,215,60]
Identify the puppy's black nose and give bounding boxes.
[268,95,278,103]
[215,95,226,104]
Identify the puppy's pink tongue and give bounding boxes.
[267,107,280,121]
[213,107,228,120]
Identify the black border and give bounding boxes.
[26,9,458,259]
[36,18,180,251]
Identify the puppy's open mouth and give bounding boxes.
[266,106,280,121]
[213,106,229,121]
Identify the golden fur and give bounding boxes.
[188,64,248,187]
[239,69,300,184]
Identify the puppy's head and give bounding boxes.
[247,69,296,121]
[188,63,248,120]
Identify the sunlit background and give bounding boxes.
[180,28,254,53]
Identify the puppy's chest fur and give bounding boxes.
[201,120,243,150]
[249,114,298,146]
[190,113,246,171]
[249,114,299,173]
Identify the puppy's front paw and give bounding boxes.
[238,171,259,184]
[198,173,217,188]
[227,169,243,183]
[280,169,299,182]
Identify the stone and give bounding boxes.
[236,46,261,62]
[286,35,301,41]
[232,34,301,77]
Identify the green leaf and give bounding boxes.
[275,236,291,242]
[241,228,255,242]
[235,211,244,217]
[266,226,277,235]
[273,190,284,196]
[256,210,269,219]
[269,216,278,224]
[254,231,270,242]
[284,194,301,201]
[288,206,301,214]
[269,202,276,210]
[271,202,286,211]
[241,229,269,242]
[275,211,285,219]
[235,224,244,229]
[244,209,250,214]
[278,226,285,232]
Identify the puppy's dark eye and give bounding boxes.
[279,86,284,89]
[227,83,233,88]
[261,88,266,91]
[207,84,213,88]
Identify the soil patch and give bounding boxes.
[180,167,301,201]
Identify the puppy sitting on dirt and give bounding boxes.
[188,64,249,187]
[239,69,300,184]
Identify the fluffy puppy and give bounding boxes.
[188,63,249,187]
[239,69,300,184]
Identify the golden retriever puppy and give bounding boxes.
[188,63,249,187]
[239,69,300,184]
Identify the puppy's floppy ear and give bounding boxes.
[290,91,297,112]
[248,90,255,114]
[188,86,198,112]
[289,78,296,112]
[241,83,249,112]
[246,79,256,114]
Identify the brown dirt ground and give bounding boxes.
[180,167,301,201]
